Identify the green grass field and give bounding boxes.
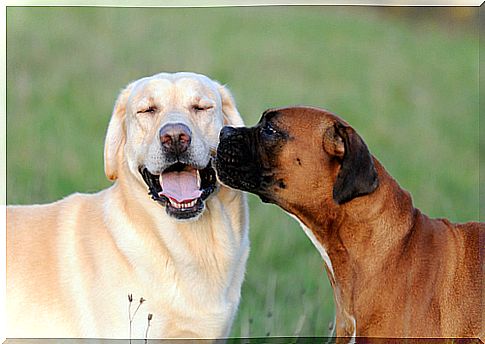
[6,7,479,337]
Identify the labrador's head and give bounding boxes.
[104,72,244,221]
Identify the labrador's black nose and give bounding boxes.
[159,123,192,155]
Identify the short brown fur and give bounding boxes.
[259,106,483,339]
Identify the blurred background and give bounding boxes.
[6,6,479,337]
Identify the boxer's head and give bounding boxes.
[215,106,379,215]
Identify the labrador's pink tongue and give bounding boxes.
[160,170,202,203]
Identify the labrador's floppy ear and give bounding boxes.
[331,122,379,204]
[104,83,134,181]
[218,84,245,127]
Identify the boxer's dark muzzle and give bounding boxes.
[215,114,288,203]
[216,126,263,192]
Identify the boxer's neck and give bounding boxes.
[291,160,417,336]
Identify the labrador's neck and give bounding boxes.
[105,164,248,288]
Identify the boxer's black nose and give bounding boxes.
[159,123,192,154]
[219,126,238,140]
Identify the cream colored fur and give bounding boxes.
[7,72,249,339]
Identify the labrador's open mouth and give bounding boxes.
[139,161,217,220]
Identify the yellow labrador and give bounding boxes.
[7,72,249,339]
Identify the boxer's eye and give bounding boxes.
[261,123,278,137]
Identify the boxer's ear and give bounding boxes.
[323,125,345,157]
[331,122,379,204]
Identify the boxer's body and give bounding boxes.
[216,106,483,340]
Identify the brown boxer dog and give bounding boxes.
[215,106,484,340]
